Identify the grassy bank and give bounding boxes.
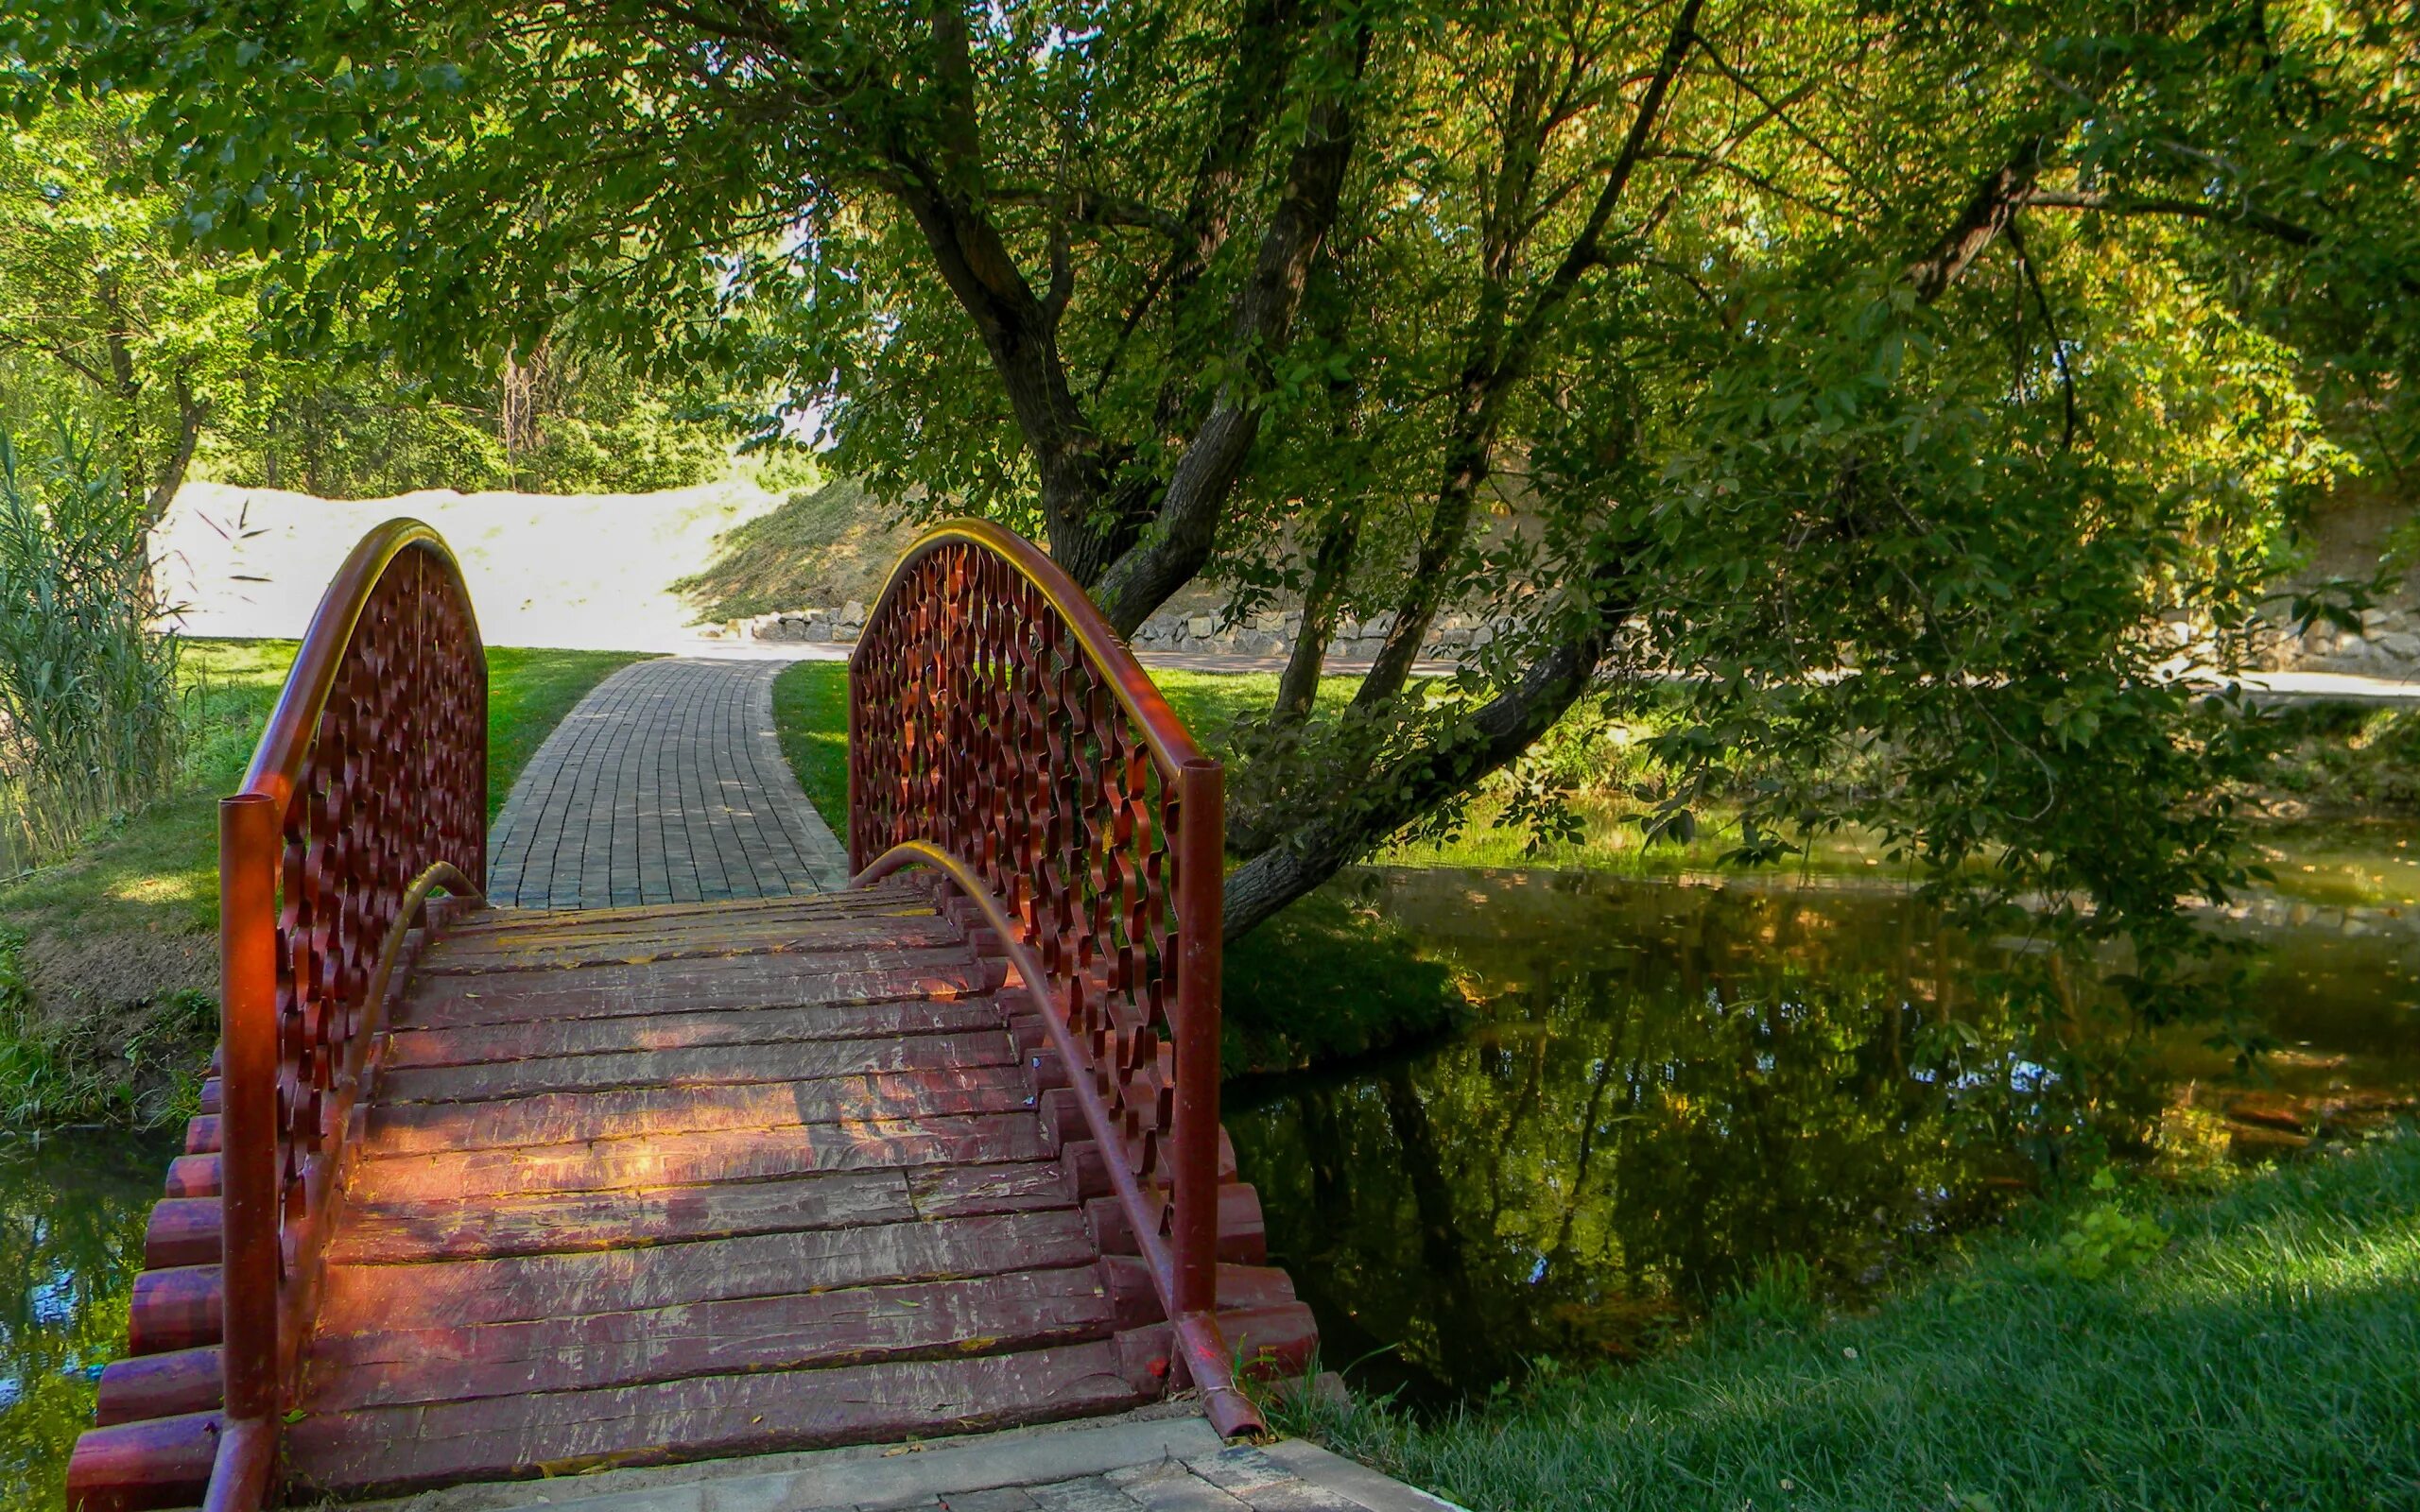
[1275,1134,2420,1512]
[0,640,643,1125]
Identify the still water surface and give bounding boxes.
[7,857,2418,1496]
[0,1128,181,1504]
[1230,863,2420,1407]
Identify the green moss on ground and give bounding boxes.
[0,640,644,1126]
[1274,1134,2420,1512]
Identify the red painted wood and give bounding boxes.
[374,1029,1018,1104]
[420,915,964,974]
[344,1113,1054,1204]
[1097,1256,1302,1330]
[182,1115,218,1156]
[383,993,1006,1068]
[441,888,932,943]
[325,1170,919,1263]
[62,1410,220,1511]
[127,1265,223,1355]
[394,953,999,1029]
[365,1065,1038,1154]
[302,1266,1119,1410]
[95,1348,223,1426]
[313,1211,1101,1333]
[164,1154,221,1198]
[285,1333,1170,1498]
[143,1198,223,1270]
[1085,1183,1267,1265]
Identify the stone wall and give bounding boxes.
[2256,605,2420,679]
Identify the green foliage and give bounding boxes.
[0,1129,181,1509]
[2038,1167,2170,1282]
[0,639,643,1129]
[13,0,2415,1093]
[1271,1131,2420,1511]
[0,420,181,870]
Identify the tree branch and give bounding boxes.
[1086,10,1371,632]
[1354,0,1703,711]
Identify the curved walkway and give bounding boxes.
[488,658,850,908]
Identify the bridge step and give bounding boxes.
[287,1332,1175,1500]
[81,885,1318,1505]
[270,895,1191,1499]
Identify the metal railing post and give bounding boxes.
[1170,759,1225,1320]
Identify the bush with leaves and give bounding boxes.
[0,420,181,869]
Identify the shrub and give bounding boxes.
[0,421,182,869]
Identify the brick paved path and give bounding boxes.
[488,658,850,908]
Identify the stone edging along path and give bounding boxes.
[486,657,851,909]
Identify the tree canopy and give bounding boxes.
[8,0,2414,957]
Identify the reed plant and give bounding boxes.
[0,421,182,872]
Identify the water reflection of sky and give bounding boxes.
[1229,863,2420,1408]
[0,1131,181,1505]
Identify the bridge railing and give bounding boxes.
[210,522,487,1509]
[848,520,1254,1434]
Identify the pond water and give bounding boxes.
[7,849,2419,1491]
[0,1128,182,1505]
[1228,861,2420,1409]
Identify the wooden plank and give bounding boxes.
[437,898,941,952]
[905,1161,1077,1219]
[328,1166,1079,1265]
[63,1409,219,1512]
[313,1210,1099,1332]
[285,1334,1166,1497]
[394,952,999,1029]
[301,1265,1118,1410]
[344,1114,1056,1203]
[382,996,1008,1070]
[372,1029,1019,1103]
[419,916,967,974]
[365,1065,1038,1153]
[447,886,930,937]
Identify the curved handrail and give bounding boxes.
[854,518,1209,778]
[209,521,488,1511]
[239,519,467,804]
[847,519,1257,1436]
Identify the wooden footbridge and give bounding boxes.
[66,521,1314,1509]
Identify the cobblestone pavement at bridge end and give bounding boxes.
[487,657,850,907]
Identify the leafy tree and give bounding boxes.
[9,0,2412,966]
[0,98,237,520]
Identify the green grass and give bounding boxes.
[484,646,655,822]
[765,661,1904,879]
[1273,1135,2420,1512]
[773,661,852,833]
[0,639,643,1126]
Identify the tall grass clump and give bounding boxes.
[0,422,182,871]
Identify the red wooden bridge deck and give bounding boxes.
[68,521,1311,1510]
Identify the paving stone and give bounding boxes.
[940,1488,1042,1511]
[1183,1450,1362,1512]
[487,658,852,907]
[1108,1461,1251,1511]
[1027,1476,1145,1512]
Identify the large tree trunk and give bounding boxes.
[1222,606,1618,940]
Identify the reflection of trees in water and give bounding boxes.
[0,1135,175,1503]
[1230,878,2029,1405]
